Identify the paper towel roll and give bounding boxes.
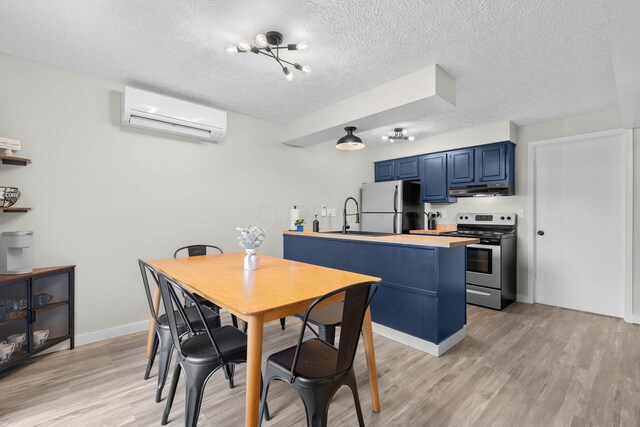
[290,206,300,230]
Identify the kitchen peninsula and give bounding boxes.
[283,231,478,356]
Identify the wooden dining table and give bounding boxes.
[146,252,382,427]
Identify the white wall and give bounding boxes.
[0,53,371,340]
[366,110,623,303]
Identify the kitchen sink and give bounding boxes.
[320,230,396,237]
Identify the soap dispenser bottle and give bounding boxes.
[313,215,320,232]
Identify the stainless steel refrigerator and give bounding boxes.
[360,180,423,233]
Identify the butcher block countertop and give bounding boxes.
[409,224,457,235]
[282,230,478,248]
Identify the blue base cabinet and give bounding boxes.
[283,234,466,344]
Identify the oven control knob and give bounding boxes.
[464,216,468,220]
[507,216,512,220]
[459,216,463,220]
[500,216,505,220]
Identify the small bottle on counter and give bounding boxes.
[313,215,320,232]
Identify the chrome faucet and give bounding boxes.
[342,197,360,233]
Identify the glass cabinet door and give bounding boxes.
[32,273,70,350]
[0,280,30,367]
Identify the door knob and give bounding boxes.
[537,230,544,236]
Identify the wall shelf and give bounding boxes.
[0,155,31,166]
[1,207,31,213]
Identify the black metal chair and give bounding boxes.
[157,272,270,427]
[174,244,244,331]
[139,259,222,403]
[259,282,379,427]
[279,302,344,346]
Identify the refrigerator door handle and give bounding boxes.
[393,213,397,233]
[393,185,398,213]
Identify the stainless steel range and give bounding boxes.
[442,213,517,310]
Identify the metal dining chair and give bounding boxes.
[138,259,221,403]
[157,272,270,427]
[173,244,244,330]
[279,301,344,346]
[259,281,379,427]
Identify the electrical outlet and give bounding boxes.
[321,206,327,217]
[327,208,336,217]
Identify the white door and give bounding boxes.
[533,131,629,317]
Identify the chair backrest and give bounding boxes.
[291,281,379,379]
[138,259,162,325]
[156,271,225,361]
[173,244,223,258]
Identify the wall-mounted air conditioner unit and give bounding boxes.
[121,87,227,142]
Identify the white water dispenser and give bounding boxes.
[0,231,33,274]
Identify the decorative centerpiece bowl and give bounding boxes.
[237,226,265,270]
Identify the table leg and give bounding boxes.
[362,307,380,412]
[246,314,264,427]
[145,286,161,358]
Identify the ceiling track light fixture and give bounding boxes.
[381,128,415,143]
[336,126,365,151]
[226,31,310,81]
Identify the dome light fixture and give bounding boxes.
[226,31,311,81]
[336,126,365,151]
[381,128,415,143]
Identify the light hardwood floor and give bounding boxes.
[1,303,639,426]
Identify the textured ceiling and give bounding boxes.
[0,0,618,141]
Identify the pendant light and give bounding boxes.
[336,126,365,150]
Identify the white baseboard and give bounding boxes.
[624,314,640,325]
[517,294,533,304]
[371,323,465,357]
[74,319,150,347]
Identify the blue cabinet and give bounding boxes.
[395,157,420,180]
[283,233,467,345]
[447,148,475,184]
[476,142,513,183]
[374,160,394,182]
[420,153,455,203]
[374,156,420,182]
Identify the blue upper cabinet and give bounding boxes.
[476,142,514,183]
[395,157,420,180]
[447,148,475,185]
[374,160,395,182]
[375,156,420,182]
[420,153,455,203]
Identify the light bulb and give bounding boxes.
[255,34,268,48]
[381,135,389,140]
[302,65,311,75]
[389,138,395,143]
[226,44,238,55]
[408,136,415,141]
[402,129,408,136]
[283,67,294,81]
[296,41,308,51]
[237,40,250,52]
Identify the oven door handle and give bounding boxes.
[467,288,492,296]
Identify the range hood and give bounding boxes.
[449,182,514,197]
